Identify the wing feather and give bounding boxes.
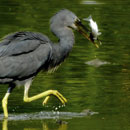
[0,31,50,56]
[0,32,52,82]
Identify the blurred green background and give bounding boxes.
[0,0,130,130]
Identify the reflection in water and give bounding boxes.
[42,122,49,130]
[81,0,104,5]
[2,119,67,130]
[57,123,67,130]
[1,110,97,130]
[24,128,40,130]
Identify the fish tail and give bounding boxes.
[83,15,92,21]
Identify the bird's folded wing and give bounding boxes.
[0,32,50,57]
[0,32,52,80]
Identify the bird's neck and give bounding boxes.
[50,27,75,67]
[59,29,74,54]
[54,27,75,52]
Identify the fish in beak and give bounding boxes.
[75,19,99,48]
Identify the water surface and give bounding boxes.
[0,0,130,129]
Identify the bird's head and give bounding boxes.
[50,9,99,48]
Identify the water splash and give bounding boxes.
[0,110,98,121]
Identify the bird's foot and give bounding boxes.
[42,90,67,105]
[43,96,50,105]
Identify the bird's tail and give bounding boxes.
[83,15,92,21]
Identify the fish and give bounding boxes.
[83,15,101,44]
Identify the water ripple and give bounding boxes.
[81,0,105,5]
[0,110,98,121]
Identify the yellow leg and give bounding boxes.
[2,119,8,130]
[23,81,67,105]
[24,90,67,104]
[2,93,10,118]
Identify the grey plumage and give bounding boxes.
[0,9,78,84]
[0,32,52,83]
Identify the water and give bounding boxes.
[0,0,130,129]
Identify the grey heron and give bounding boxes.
[0,9,98,118]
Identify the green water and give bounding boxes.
[0,0,130,129]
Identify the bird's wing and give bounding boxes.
[0,32,50,57]
[0,32,52,81]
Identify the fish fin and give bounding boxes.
[98,32,102,35]
[83,15,92,21]
[97,38,102,45]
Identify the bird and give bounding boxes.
[0,9,96,118]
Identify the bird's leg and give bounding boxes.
[2,93,10,118]
[2,84,15,118]
[23,81,67,105]
[2,119,8,130]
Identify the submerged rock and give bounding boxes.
[81,109,99,115]
[85,58,110,67]
[56,120,68,125]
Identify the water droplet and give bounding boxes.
[55,107,58,111]
[53,111,56,114]
[40,111,43,114]
[62,104,65,107]
[57,111,60,115]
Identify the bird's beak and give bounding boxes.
[75,20,99,48]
